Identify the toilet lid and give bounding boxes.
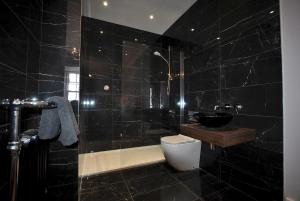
[161,134,196,144]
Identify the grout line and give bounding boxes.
[1,0,40,44]
[121,172,135,201]
[187,81,282,95]
[165,168,201,200]
[200,168,259,201]
[130,182,177,198]
[37,0,43,97]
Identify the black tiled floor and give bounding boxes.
[79,163,256,201]
[127,172,177,196]
[133,184,197,201]
[80,181,132,201]
[204,188,257,201]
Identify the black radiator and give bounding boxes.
[18,132,49,201]
[0,131,49,201]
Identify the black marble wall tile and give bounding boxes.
[37,0,81,201]
[188,69,220,92]
[184,45,220,74]
[0,0,80,200]
[42,11,66,34]
[186,90,220,112]
[221,50,282,88]
[0,0,43,200]
[42,0,81,20]
[164,0,282,200]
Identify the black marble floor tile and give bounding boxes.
[80,181,132,201]
[203,187,257,201]
[46,183,78,201]
[127,171,177,197]
[79,163,265,201]
[80,171,124,191]
[133,183,197,201]
[173,169,229,198]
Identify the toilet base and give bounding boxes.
[162,140,201,171]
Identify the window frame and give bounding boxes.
[64,66,80,101]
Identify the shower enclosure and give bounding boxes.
[79,14,186,174]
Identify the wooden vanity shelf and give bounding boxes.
[181,124,256,148]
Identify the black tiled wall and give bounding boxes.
[165,0,282,200]
[80,17,180,153]
[0,0,80,200]
[39,0,81,200]
[0,0,42,199]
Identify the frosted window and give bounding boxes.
[68,83,79,91]
[69,73,77,82]
[68,92,78,101]
[66,70,80,101]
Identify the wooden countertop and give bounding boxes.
[181,124,256,148]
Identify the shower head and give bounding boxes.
[153,51,169,65]
[153,49,172,96]
[153,51,161,56]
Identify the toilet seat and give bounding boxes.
[161,134,196,144]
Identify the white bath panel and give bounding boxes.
[79,145,165,176]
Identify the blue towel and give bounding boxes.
[38,96,79,146]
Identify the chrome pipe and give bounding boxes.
[0,98,56,201]
[8,105,21,201]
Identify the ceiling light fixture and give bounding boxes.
[149,14,154,20]
[100,30,104,34]
[103,1,108,7]
[217,37,221,40]
[190,28,195,32]
[134,38,138,42]
[269,10,274,14]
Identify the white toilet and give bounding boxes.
[161,134,201,171]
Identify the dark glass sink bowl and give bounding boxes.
[193,112,233,128]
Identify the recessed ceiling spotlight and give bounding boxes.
[149,14,154,20]
[217,37,221,40]
[190,28,195,32]
[88,74,92,78]
[100,30,104,34]
[103,1,108,7]
[134,38,138,42]
[269,10,274,14]
[104,85,110,91]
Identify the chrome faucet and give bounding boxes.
[213,104,243,114]
[214,105,220,111]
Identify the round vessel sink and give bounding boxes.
[193,112,233,128]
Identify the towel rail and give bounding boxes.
[0,98,56,109]
[0,98,56,201]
